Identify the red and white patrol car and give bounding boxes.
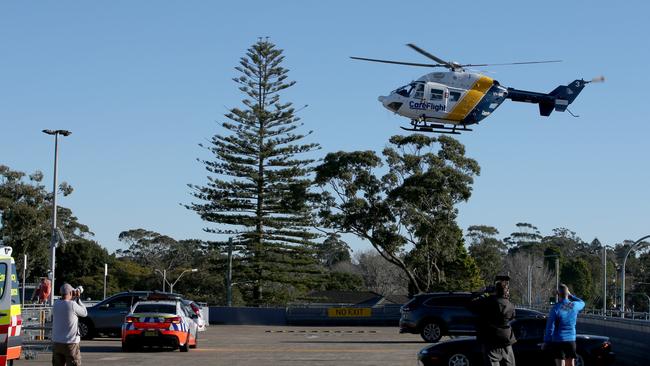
[121,299,198,352]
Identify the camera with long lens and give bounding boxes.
[73,286,84,298]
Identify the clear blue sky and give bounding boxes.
[2,1,648,253]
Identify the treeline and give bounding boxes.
[467,223,650,312]
[2,39,648,309]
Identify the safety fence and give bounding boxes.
[523,304,650,322]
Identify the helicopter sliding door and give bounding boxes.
[424,83,448,115]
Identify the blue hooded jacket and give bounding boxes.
[544,294,585,342]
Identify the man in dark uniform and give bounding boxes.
[469,279,517,366]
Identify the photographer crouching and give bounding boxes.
[52,284,87,366]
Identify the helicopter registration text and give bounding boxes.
[409,101,446,112]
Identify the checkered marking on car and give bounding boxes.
[124,316,187,331]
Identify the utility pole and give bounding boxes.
[43,129,71,306]
[227,238,233,307]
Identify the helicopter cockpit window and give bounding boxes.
[430,89,444,101]
[413,83,425,99]
[394,84,415,97]
[449,91,462,102]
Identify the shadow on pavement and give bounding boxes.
[282,340,425,344]
[81,345,179,353]
[79,346,121,353]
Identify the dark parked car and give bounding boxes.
[399,292,544,342]
[80,291,184,339]
[417,318,615,366]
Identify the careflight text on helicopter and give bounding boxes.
[352,44,603,134]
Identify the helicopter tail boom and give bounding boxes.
[506,79,591,117]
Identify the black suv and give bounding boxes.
[399,292,544,342]
[80,291,185,339]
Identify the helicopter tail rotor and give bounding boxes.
[588,75,605,83]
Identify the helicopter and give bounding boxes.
[351,44,603,134]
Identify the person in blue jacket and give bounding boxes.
[543,284,585,366]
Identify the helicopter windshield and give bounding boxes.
[394,83,416,97]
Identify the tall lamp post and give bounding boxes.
[169,269,198,294]
[620,235,650,318]
[154,269,169,292]
[601,245,616,315]
[527,254,560,307]
[43,129,71,306]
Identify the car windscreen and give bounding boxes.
[133,304,176,314]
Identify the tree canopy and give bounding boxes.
[315,134,482,294]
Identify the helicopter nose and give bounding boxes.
[378,95,402,112]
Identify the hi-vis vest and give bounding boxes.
[0,247,21,365]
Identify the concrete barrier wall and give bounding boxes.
[208,305,402,326]
[287,305,401,326]
[577,315,650,366]
[209,306,287,325]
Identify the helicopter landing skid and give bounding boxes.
[401,121,472,135]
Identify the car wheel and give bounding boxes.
[575,353,585,366]
[79,319,94,340]
[179,331,190,352]
[448,353,470,366]
[121,342,133,352]
[420,321,443,343]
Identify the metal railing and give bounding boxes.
[21,304,53,359]
[521,304,650,322]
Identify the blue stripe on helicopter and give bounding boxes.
[462,84,508,125]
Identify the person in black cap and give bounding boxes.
[469,279,517,366]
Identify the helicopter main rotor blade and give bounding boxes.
[406,44,454,69]
[350,56,445,68]
[461,60,563,67]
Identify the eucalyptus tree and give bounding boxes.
[315,134,482,294]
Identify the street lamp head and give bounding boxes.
[42,129,72,136]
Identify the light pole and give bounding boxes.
[620,235,650,318]
[527,254,560,307]
[103,263,108,299]
[154,269,169,292]
[43,129,71,306]
[527,263,536,307]
[169,268,198,294]
[22,254,27,305]
[227,238,233,307]
[601,245,616,314]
